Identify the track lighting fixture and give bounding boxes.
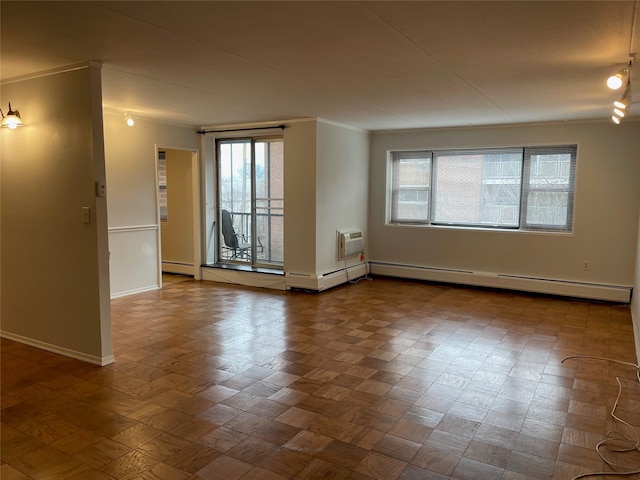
[609,55,634,124]
[0,102,24,129]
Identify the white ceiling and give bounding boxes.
[1,1,639,131]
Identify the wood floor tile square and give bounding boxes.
[372,433,421,462]
[141,462,192,480]
[463,438,511,468]
[254,420,300,446]
[10,445,88,479]
[100,449,160,478]
[505,450,556,478]
[556,443,605,471]
[227,437,279,464]
[283,430,333,455]
[293,457,350,480]
[196,454,253,480]
[200,426,247,453]
[136,432,191,462]
[411,445,461,476]
[452,456,505,480]
[388,418,433,444]
[514,432,559,459]
[0,464,31,480]
[165,443,220,474]
[71,438,132,468]
[257,447,313,478]
[315,440,368,469]
[354,451,406,480]
[471,424,519,450]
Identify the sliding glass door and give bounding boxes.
[217,137,283,267]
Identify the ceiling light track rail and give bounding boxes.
[197,124,286,135]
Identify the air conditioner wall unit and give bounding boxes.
[338,229,364,260]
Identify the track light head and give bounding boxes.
[613,82,632,109]
[607,70,623,90]
[607,55,634,90]
[607,72,626,90]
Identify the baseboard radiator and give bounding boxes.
[286,263,368,292]
[162,261,195,276]
[369,261,632,303]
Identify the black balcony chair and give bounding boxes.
[221,209,251,260]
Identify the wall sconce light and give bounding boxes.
[0,103,24,129]
[124,113,134,127]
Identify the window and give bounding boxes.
[522,146,575,229]
[389,145,576,232]
[157,150,167,222]
[391,152,431,223]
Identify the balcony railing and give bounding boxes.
[222,209,283,265]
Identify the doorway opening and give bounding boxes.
[156,147,201,284]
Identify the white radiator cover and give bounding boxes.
[370,262,632,303]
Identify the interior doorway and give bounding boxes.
[156,147,201,284]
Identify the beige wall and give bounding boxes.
[315,120,369,274]
[282,120,318,275]
[104,112,199,297]
[0,65,113,364]
[369,121,640,291]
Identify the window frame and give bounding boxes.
[388,145,577,233]
[520,146,577,232]
[157,150,168,223]
[390,151,432,224]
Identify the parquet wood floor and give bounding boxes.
[2,276,639,479]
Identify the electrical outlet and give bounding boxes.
[583,260,590,271]
[95,181,106,197]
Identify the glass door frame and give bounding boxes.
[215,136,283,268]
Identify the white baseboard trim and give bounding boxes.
[0,331,115,366]
[110,284,160,299]
[162,262,195,276]
[201,268,287,290]
[370,262,632,303]
[633,307,640,366]
[286,263,369,292]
